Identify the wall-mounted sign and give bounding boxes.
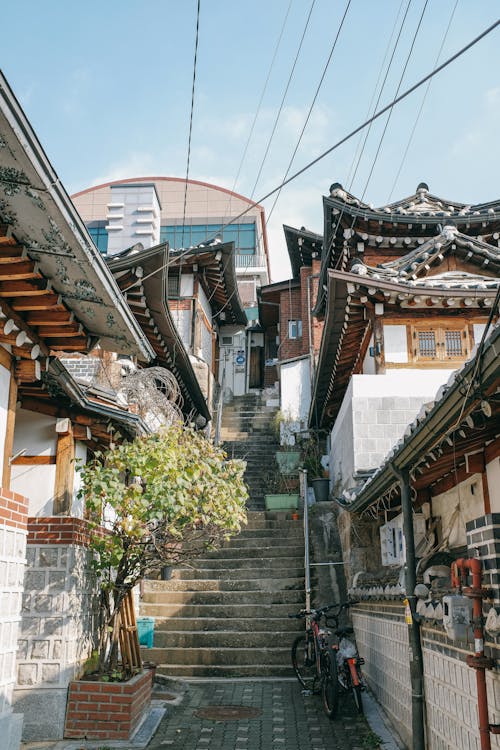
[235,350,246,365]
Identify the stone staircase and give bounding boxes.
[140,511,305,677]
[219,392,280,510]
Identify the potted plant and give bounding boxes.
[273,410,301,473]
[301,435,330,502]
[264,471,300,511]
[64,425,248,741]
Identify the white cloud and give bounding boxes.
[89,151,155,187]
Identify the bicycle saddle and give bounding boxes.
[335,627,354,637]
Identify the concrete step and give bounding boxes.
[142,589,304,606]
[144,646,290,666]
[143,577,304,593]
[203,544,304,560]
[191,555,303,571]
[172,564,304,580]
[152,664,295,678]
[141,602,301,618]
[151,629,300,648]
[150,616,303,633]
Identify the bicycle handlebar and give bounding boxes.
[287,600,357,620]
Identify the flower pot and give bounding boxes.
[311,478,330,502]
[275,451,301,474]
[264,493,300,511]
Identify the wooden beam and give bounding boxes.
[11,293,62,311]
[0,279,51,297]
[53,422,75,515]
[48,337,88,351]
[73,424,92,441]
[2,368,18,488]
[37,324,83,338]
[26,310,75,326]
[0,344,12,370]
[14,359,41,383]
[0,246,27,263]
[11,454,56,465]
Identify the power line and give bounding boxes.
[387,0,459,202]
[181,0,201,247]
[250,0,317,200]
[122,18,500,294]
[265,0,352,226]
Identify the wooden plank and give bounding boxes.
[11,294,62,311]
[0,225,15,244]
[53,422,75,515]
[0,261,39,280]
[0,299,50,357]
[2,369,18,488]
[14,359,41,383]
[26,310,74,326]
[49,338,88,351]
[73,424,92,441]
[0,344,12,370]
[11,455,56,465]
[37,324,83,338]
[0,246,27,262]
[0,279,51,297]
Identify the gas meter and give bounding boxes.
[442,595,472,641]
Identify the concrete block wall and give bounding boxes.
[352,604,412,749]
[466,513,500,604]
[13,518,99,741]
[0,488,28,750]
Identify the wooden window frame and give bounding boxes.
[410,321,470,364]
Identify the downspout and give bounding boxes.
[451,558,500,750]
[393,467,425,750]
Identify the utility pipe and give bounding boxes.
[301,469,311,613]
[393,467,426,750]
[451,558,499,750]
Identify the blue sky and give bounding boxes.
[1,0,499,280]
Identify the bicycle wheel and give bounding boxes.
[291,634,320,694]
[352,684,363,714]
[322,651,339,719]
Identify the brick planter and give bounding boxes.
[64,669,152,740]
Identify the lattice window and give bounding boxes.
[411,324,469,362]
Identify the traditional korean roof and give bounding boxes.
[0,71,154,361]
[168,242,247,325]
[283,225,323,278]
[309,229,500,430]
[339,318,500,515]
[316,182,500,314]
[106,243,211,424]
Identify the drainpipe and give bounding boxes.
[451,558,500,750]
[393,467,425,750]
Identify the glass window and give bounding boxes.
[159,222,256,255]
[87,222,108,254]
[288,320,302,339]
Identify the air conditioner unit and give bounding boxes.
[380,513,426,567]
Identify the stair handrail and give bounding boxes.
[300,469,311,612]
[214,363,226,447]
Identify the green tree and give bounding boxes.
[80,424,248,675]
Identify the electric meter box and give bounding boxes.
[380,513,426,566]
[442,595,472,640]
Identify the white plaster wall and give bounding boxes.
[11,411,57,517]
[330,379,355,493]
[432,473,485,548]
[352,369,455,399]
[171,308,192,349]
[198,285,212,326]
[383,324,408,363]
[71,442,87,520]
[0,362,10,477]
[487,457,500,512]
[280,358,311,424]
[180,274,194,296]
[362,335,376,374]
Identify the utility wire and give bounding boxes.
[121,18,500,294]
[181,0,201,248]
[265,0,352,226]
[359,0,429,201]
[387,0,459,202]
[250,0,317,200]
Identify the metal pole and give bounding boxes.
[397,467,426,750]
[301,469,311,612]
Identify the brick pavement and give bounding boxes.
[147,679,379,750]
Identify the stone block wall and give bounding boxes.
[352,603,411,749]
[13,517,99,741]
[0,488,28,750]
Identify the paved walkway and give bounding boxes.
[147,679,384,750]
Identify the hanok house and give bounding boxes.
[308,182,500,748]
[259,225,323,435]
[0,71,155,745]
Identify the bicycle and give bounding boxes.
[289,601,365,719]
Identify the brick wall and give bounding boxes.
[64,668,152,740]
[0,488,28,750]
[279,285,303,361]
[13,517,100,741]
